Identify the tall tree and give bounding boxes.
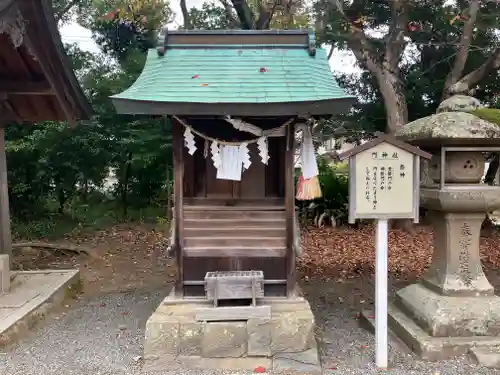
[314,0,500,133]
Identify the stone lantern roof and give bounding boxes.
[396,95,500,148]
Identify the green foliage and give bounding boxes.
[313,0,500,135]
[6,1,176,240]
[188,2,236,29]
[296,158,349,227]
[469,108,500,126]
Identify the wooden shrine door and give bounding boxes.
[192,140,282,199]
[204,143,266,199]
[205,156,236,198]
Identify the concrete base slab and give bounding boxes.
[361,305,500,361]
[0,269,80,347]
[470,346,500,368]
[143,287,321,372]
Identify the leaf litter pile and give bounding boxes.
[298,224,500,281]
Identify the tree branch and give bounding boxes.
[219,0,239,28]
[180,0,193,29]
[384,0,409,69]
[53,0,80,23]
[327,45,334,60]
[442,0,481,99]
[329,1,380,76]
[449,47,500,94]
[230,0,256,29]
[255,2,275,29]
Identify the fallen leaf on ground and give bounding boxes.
[298,224,500,281]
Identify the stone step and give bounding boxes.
[184,227,286,237]
[470,346,500,368]
[184,246,286,258]
[184,218,285,228]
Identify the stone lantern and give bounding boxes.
[388,96,500,366]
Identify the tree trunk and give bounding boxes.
[57,187,66,214]
[121,152,132,217]
[376,70,408,134]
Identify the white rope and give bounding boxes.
[173,115,292,146]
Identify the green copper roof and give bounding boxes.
[110,30,355,116]
[112,47,351,104]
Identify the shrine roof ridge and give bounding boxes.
[337,132,432,161]
[157,28,317,54]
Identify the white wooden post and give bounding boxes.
[375,219,388,369]
[338,133,431,370]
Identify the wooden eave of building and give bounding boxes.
[0,0,92,124]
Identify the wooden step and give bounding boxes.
[183,206,285,212]
[184,227,286,237]
[184,210,285,220]
[184,198,283,206]
[184,236,285,247]
[184,246,286,257]
[183,218,285,228]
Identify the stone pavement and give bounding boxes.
[0,269,79,347]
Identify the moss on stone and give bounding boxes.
[469,108,500,126]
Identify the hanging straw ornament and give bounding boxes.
[295,124,322,200]
[296,175,322,200]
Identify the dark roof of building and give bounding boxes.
[0,0,92,124]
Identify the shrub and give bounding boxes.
[296,157,349,227]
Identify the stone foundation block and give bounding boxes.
[0,255,9,293]
[396,283,500,337]
[144,319,180,357]
[470,347,500,368]
[144,292,320,372]
[179,322,203,356]
[247,318,271,356]
[270,309,315,353]
[201,322,247,358]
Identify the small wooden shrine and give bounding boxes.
[0,0,91,262]
[111,30,354,299]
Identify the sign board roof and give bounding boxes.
[338,133,432,161]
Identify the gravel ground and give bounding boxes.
[0,287,498,375]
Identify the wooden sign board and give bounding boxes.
[337,133,432,224]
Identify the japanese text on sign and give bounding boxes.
[354,143,414,217]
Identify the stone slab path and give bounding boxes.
[0,270,79,347]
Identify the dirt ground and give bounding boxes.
[11,222,500,299]
[12,223,176,296]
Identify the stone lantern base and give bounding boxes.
[361,189,500,368]
[362,290,500,367]
[361,284,500,368]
